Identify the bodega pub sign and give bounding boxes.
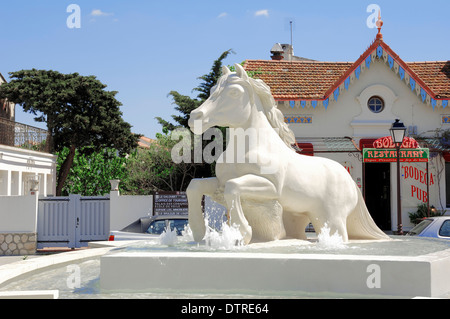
[363,148,429,163]
[363,136,429,163]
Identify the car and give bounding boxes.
[407,216,450,239]
[108,214,189,241]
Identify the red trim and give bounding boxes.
[245,36,449,103]
[380,41,436,98]
[443,152,450,162]
[324,40,379,99]
[324,37,438,101]
[359,138,377,150]
[295,143,314,156]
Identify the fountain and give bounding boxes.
[99,222,450,298]
[1,224,449,298]
[99,65,450,298]
[2,65,449,299]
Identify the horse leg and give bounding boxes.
[186,177,219,242]
[283,212,310,240]
[224,175,278,245]
[309,211,349,242]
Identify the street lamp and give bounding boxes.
[390,119,407,235]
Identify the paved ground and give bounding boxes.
[0,255,35,266]
[0,247,90,266]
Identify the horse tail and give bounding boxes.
[347,183,391,240]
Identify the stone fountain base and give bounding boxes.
[100,240,450,298]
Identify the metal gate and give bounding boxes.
[37,194,110,249]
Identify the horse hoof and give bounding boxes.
[242,227,252,245]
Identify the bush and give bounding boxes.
[408,203,443,225]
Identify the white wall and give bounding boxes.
[282,59,450,139]
[109,191,154,231]
[0,144,57,196]
[279,57,449,231]
[0,194,38,232]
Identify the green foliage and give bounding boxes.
[150,50,235,191]
[0,69,138,154]
[228,62,263,78]
[156,49,234,131]
[121,129,198,193]
[409,203,444,225]
[0,69,139,195]
[57,147,128,196]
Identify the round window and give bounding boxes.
[368,96,385,113]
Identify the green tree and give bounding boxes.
[122,128,197,193]
[0,69,139,195]
[57,147,128,196]
[153,50,234,187]
[156,49,234,131]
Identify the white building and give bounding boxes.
[0,73,56,196]
[244,28,450,232]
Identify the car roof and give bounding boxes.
[120,214,188,232]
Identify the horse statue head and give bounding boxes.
[188,63,295,149]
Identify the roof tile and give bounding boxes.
[243,40,450,100]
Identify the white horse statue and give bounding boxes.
[186,63,389,245]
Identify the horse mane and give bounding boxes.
[226,64,296,149]
[248,78,296,148]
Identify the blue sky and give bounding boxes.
[1,0,449,139]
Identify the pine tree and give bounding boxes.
[156,49,234,131]
[0,69,139,195]
[153,49,235,185]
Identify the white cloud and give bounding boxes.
[217,12,228,18]
[254,9,269,17]
[91,9,113,17]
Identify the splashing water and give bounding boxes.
[157,207,346,252]
[203,222,244,250]
[157,218,243,250]
[158,226,179,246]
[316,223,346,250]
[202,199,244,250]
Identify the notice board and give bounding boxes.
[153,191,188,215]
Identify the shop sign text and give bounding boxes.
[363,148,429,163]
[372,136,419,149]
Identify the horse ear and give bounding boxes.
[234,63,249,81]
[221,65,231,76]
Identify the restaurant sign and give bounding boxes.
[363,148,429,163]
[372,136,419,149]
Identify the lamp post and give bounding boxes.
[390,119,407,235]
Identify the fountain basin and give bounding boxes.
[100,240,450,298]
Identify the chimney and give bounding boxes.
[270,43,284,60]
[281,44,294,61]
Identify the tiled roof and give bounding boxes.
[407,61,450,99]
[243,38,450,102]
[243,60,352,100]
[138,136,155,149]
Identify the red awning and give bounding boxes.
[295,143,314,156]
[443,152,450,162]
[359,139,377,150]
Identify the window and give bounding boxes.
[446,163,450,207]
[146,220,167,235]
[439,220,450,237]
[168,219,189,235]
[368,96,385,113]
[408,219,433,236]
